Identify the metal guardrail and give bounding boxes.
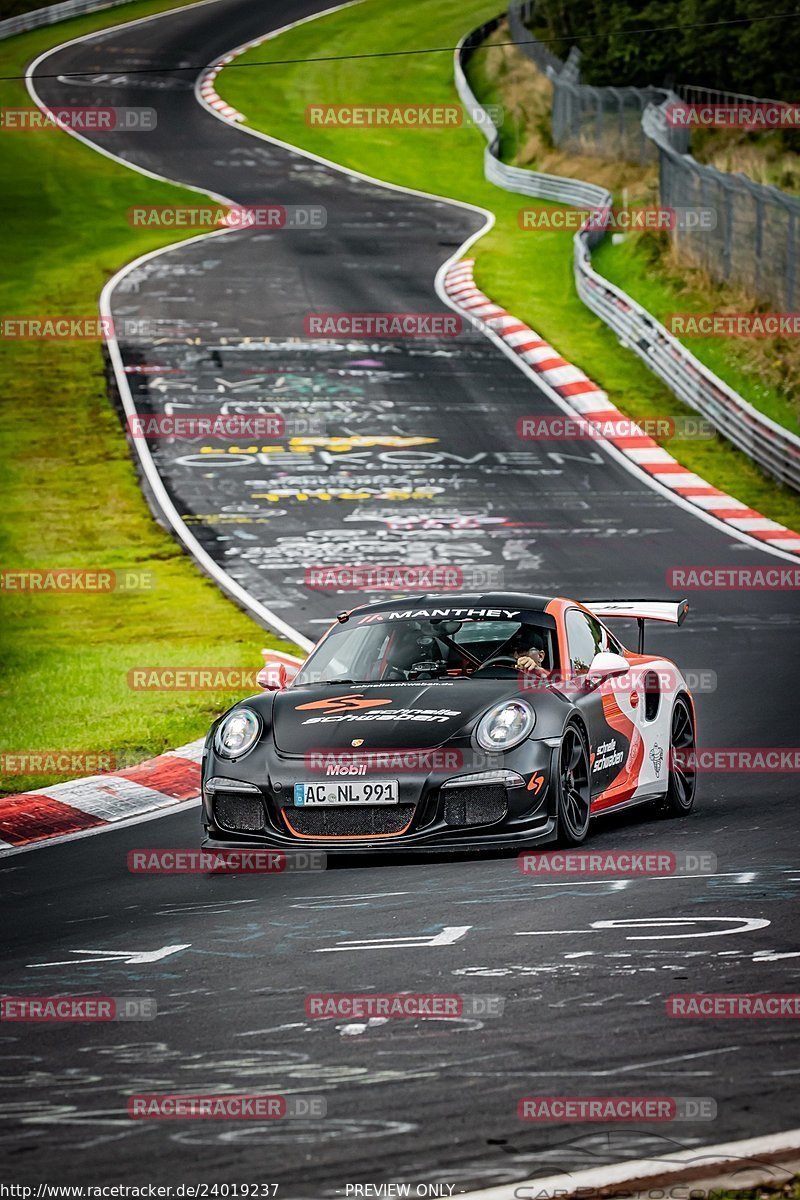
[0,0,131,41]
[677,83,785,109]
[455,21,800,493]
[458,18,609,210]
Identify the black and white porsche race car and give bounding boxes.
[201,592,696,852]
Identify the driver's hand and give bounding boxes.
[517,655,547,675]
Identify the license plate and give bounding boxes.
[294,780,399,806]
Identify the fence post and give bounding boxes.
[788,208,797,310]
[722,179,735,281]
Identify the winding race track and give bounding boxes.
[4,0,799,1189]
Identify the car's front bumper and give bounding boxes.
[201,738,560,854]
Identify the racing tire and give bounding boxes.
[658,695,697,817]
[556,721,592,846]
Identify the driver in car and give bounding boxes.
[514,632,549,678]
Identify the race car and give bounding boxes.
[201,592,697,853]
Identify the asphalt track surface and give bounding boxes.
[5,0,799,1189]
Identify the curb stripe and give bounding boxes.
[0,739,204,855]
[0,795,106,845]
[456,1127,800,1200]
[195,63,244,122]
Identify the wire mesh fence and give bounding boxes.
[551,65,667,164]
[507,1,799,308]
[454,21,800,491]
[508,2,668,163]
[644,101,799,310]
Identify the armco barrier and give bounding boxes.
[0,0,132,41]
[455,19,800,493]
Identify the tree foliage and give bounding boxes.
[533,0,799,98]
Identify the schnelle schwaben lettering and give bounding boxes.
[302,708,460,725]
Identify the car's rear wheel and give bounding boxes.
[659,696,697,817]
[556,722,592,845]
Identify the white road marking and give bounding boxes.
[290,891,410,909]
[595,916,771,939]
[28,944,190,967]
[316,925,472,952]
[516,917,770,940]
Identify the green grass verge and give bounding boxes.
[591,233,800,435]
[709,1181,800,1200]
[0,0,298,796]
[217,0,800,534]
[472,22,799,438]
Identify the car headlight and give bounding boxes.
[214,708,260,759]
[475,700,535,752]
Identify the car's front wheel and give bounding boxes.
[556,721,592,845]
[659,695,697,817]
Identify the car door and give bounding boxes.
[565,608,642,807]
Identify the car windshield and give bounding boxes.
[293,612,560,685]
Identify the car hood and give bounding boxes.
[271,678,528,755]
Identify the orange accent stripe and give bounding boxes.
[592,692,644,811]
[280,808,414,841]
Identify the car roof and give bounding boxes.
[343,593,557,617]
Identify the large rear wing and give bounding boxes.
[585,599,689,653]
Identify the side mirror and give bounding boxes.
[257,649,305,692]
[586,651,629,688]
